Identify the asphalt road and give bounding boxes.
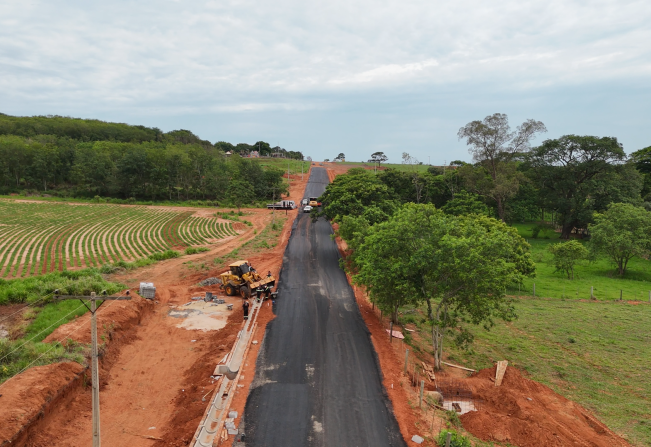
[242,168,406,447]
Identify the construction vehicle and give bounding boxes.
[219,260,275,298]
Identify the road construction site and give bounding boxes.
[0,164,635,447]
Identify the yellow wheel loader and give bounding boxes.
[219,260,276,298]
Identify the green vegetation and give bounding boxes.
[510,223,651,301]
[352,203,534,369]
[1,337,86,384]
[439,298,651,446]
[437,430,471,447]
[0,200,236,278]
[184,246,210,255]
[0,269,125,384]
[590,203,651,276]
[0,114,296,205]
[0,269,123,305]
[548,240,588,280]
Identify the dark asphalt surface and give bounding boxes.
[241,168,406,447]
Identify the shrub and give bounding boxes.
[437,430,471,447]
[148,250,180,261]
[185,247,210,255]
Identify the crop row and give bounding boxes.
[0,201,238,278]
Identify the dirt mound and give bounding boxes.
[461,366,630,447]
[0,362,85,446]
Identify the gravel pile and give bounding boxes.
[198,277,222,286]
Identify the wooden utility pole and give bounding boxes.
[54,290,131,447]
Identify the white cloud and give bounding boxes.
[0,0,650,158]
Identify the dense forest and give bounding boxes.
[0,114,303,203]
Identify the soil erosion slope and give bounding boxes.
[242,168,406,447]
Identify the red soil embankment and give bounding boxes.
[461,366,630,447]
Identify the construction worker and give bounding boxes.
[267,270,272,277]
[255,286,264,302]
[242,299,250,320]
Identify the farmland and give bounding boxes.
[0,200,239,278]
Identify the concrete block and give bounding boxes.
[411,435,424,444]
[228,410,238,419]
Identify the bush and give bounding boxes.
[437,430,471,447]
[147,250,180,261]
[185,247,210,255]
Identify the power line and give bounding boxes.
[0,301,87,364]
[0,298,122,391]
[0,292,54,325]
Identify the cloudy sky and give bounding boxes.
[1,0,650,162]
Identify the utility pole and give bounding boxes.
[54,290,131,447]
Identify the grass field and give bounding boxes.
[0,200,238,278]
[510,223,651,301]
[437,298,651,446]
[397,221,651,445]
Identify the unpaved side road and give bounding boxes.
[242,168,406,447]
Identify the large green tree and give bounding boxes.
[317,168,398,221]
[457,113,546,221]
[353,204,535,369]
[589,203,651,276]
[525,135,639,238]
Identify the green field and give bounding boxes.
[397,221,651,446]
[439,298,651,446]
[0,200,239,278]
[510,223,651,301]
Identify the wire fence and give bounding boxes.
[506,282,651,302]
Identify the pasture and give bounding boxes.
[0,200,239,278]
[509,223,651,301]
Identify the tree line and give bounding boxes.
[0,114,303,203]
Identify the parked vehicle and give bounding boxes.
[266,200,297,210]
[303,205,313,213]
[301,198,309,206]
[308,197,321,207]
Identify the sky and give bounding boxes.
[1,0,650,163]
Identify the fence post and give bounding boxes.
[620,290,623,301]
[533,283,536,297]
[419,380,424,408]
[404,349,409,374]
[591,286,594,299]
[649,291,650,303]
[389,321,393,343]
[445,432,452,447]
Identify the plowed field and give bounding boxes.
[0,201,239,278]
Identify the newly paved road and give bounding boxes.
[242,168,405,447]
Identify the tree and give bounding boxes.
[353,204,534,369]
[227,178,255,212]
[525,135,634,238]
[334,153,345,161]
[548,240,588,280]
[458,113,546,221]
[440,191,488,216]
[317,169,397,221]
[370,151,388,166]
[589,203,651,276]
